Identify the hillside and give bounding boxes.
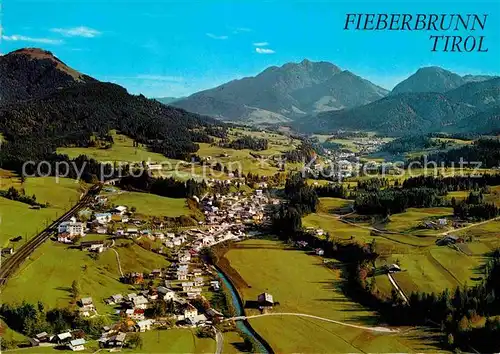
[446,78,500,110]
[291,78,500,135]
[0,48,95,104]
[173,59,388,123]
[0,48,221,170]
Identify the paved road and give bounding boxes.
[387,273,409,304]
[228,313,398,333]
[437,216,500,236]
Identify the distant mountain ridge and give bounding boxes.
[391,66,497,95]
[172,59,389,124]
[291,77,500,135]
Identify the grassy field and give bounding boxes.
[0,174,86,247]
[2,240,169,314]
[107,190,189,217]
[57,130,173,164]
[134,328,215,353]
[383,207,454,234]
[224,239,441,352]
[317,197,352,213]
[57,128,304,178]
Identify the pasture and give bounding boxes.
[0,175,86,247]
[2,240,169,314]
[107,190,189,218]
[224,238,440,352]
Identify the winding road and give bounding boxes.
[227,313,398,333]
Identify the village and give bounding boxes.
[28,186,279,351]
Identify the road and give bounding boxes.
[228,313,398,333]
[437,215,500,236]
[214,326,223,354]
[0,184,102,286]
[387,273,409,304]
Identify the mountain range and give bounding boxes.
[172,59,388,124]
[292,77,500,135]
[170,61,498,135]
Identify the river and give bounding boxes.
[215,268,271,354]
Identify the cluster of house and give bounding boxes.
[202,190,276,226]
[56,203,131,243]
[30,330,87,351]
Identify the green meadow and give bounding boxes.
[0,174,86,247]
[224,238,440,352]
[2,240,169,314]
[107,190,189,218]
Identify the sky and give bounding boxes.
[2,0,500,97]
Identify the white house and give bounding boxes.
[58,217,85,237]
[94,213,112,224]
[111,206,127,215]
[135,319,152,332]
[157,286,176,301]
[183,304,198,322]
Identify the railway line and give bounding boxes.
[0,184,102,286]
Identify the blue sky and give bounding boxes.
[2,0,499,97]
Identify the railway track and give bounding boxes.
[0,184,102,286]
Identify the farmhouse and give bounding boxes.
[179,252,191,263]
[132,295,149,309]
[56,332,72,344]
[102,332,126,348]
[111,206,127,215]
[80,240,105,253]
[94,212,112,224]
[157,286,176,301]
[257,292,274,307]
[68,338,86,351]
[105,294,123,305]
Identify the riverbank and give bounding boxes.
[214,264,274,354]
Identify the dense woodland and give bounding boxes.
[119,173,207,199]
[411,139,500,168]
[0,82,222,173]
[381,134,443,154]
[219,136,268,151]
